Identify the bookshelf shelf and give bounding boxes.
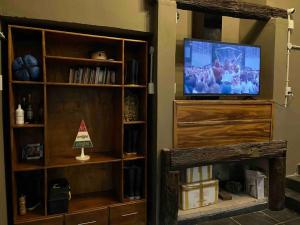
[11,81,45,85]
[14,206,45,224]
[123,154,145,161]
[14,162,44,172]
[45,55,123,66]
[69,191,119,213]
[124,84,147,88]
[123,121,146,125]
[47,152,122,169]
[12,124,44,128]
[7,25,148,225]
[46,82,122,88]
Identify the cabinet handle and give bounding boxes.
[121,212,138,217]
[78,221,97,225]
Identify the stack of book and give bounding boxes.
[124,165,143,200]
[68,67,117,84]
[124,127,140,155]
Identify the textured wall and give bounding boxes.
[267,0,300,175]
[155,1,177,224]
[0,0,151,32]
[175,9,192,98]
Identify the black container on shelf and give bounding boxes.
[47,178,70,215]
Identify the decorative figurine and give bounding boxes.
[73,120,93,161]
[19,195,26,215]
[124,91,139,122]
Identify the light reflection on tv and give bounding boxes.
[184,39,261,95]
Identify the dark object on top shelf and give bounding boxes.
[13,54,41,81]
[48,178,71,215]
[125,59,139,84]
[176,0,288,21]
[90,50,107,60]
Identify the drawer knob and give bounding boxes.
[78,221,97,225]
[121,212,138,217]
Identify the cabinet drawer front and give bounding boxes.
[65,208,108,225]
[15,216,64,225]
[110,202,146,225]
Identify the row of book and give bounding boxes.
[124,165,143,200]
[69,67,117,84]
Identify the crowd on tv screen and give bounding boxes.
[184,58,259,95]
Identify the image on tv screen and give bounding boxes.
[184,39,261,95]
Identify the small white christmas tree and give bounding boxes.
[73,120,93,161]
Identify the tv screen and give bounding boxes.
[184,39,261,96]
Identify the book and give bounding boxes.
[90,69,95,84]
[111,71,116,84]
[74,69,79,83]
[124,166,135,200]
[95,67,101,84]
[82,67,88,84]
[99,69,104,84]
[78,67,83,83]
[103,67,107,84]
[134,166,142,200]
[69,68,74,83]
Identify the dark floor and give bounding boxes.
[199,209,300,225]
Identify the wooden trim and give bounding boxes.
[174,100,273,106]
[8,25,148,43]
[166,140,287,170]
[176,0,288,20]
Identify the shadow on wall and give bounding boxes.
[240,20,268,44]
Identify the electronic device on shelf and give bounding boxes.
[184,38,261,97]
[21,143,44,161]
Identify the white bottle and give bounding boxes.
[16,104,24,125]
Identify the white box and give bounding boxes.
[186,165,213,183]
[245,169,266,199]
[180,179,219,210]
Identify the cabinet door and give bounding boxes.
[15,216,64,225]
[65,208,108,225]
[110,202,146,225]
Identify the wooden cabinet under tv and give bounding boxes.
[7,25,148,225]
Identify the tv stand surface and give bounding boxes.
[189,96,220,100]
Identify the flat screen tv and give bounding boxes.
[184,39,261,96]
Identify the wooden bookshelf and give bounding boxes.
[7,25,148,225]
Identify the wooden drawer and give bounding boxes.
[15,216,64,225]
[65,208,108,225]
[110,202,146,225]
[175,102,272,122]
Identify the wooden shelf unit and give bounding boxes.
[7,25,148,225]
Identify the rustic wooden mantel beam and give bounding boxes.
[168,140,287,170]
[176,0,288,20]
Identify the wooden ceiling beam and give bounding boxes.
[176,0,288,21]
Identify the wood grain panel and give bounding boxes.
[65,208,108,225]
[174,100,273,148]
[14,215,63,225]
[177,122,271,148]
[176,104,272,122]
[110,202,146,225]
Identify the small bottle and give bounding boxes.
[16,104,24,125]
[19,195,26,216]
[21,96,27,123]
[26,94,33,123]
